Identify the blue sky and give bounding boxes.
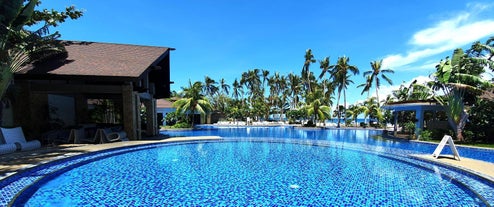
[41,0,494,105]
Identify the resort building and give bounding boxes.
[156,99,176,126]
[382,100,447,138]
[3,41,174,141]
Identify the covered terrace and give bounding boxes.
[382,100,447,139]
[5,41,174,141]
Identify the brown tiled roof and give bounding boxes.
[157,99,174,108]
[18,41,172,78]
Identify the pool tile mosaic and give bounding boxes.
[1,139,491,206]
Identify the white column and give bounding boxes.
[415,107,424,140]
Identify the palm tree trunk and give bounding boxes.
[375,81,380,107]
[336,91,341,128]
[343,89,347,127]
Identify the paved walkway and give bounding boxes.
[411,154,494,181]
[0,136,221,180]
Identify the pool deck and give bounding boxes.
[0,136,221,180]
[410,154,494,181]
[1,136,494,183]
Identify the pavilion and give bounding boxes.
[382,100,447,139]
[4,41,174,141]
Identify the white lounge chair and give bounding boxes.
[99,128,127,143]
[1,127,41,151]
[71,127,101,144]
[0,142,17,154]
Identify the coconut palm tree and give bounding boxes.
[232,78,243,100]
[357,75,373,98]
[173,81,212,127]
[219,78,230,95]
[346,104,364,127]
[318,56,332,79]
[302,49,316,93]
[287,73,302,109]
[330,56,359,127]
[362,59,394,106]
[203,76,218,98]
[240,69,262,104]
[262,69,270,88]
[305,88,331,125]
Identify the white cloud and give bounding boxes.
[382,3,494,70]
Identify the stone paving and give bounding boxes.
[0,136,221,180]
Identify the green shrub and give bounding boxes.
[404,121,415,135]
[172,121,191,129]
[420,130,433,141]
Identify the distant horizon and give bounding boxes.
[41,0,494,106]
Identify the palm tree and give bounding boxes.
[302,49,316,93]
[262,69,270,88]
[287,73,302,109]
[318,56,332,79]
[219,78,230,95]
[305,88,331,125]
[173,81,212,127]
[203,76,218,98]
[362,59,394,106]
[330,56,359,127]
[346,104,364,127]
[240,69,262,104]
[357,75,373,98]
[232,78,243,100]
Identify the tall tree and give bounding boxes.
[219,78,230,95]
[240,69,262,104]
[287,73,302,109]
[231,78,243,100]
[203,76,218,98]
[173,81,212,127]
[305,87,331,125]
[362,59,394,106]
[301,49,316,93]
[330,56,359,128]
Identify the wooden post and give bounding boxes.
[122,83,137,140]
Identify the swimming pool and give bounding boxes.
[163,125,494,163]
[6,139,493,206]
[1,127,493,206]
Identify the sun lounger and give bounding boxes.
[0,127,41,151]
[99,128,127,143]
[0,142,17,154]
[72,126,101,144]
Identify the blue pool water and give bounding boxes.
[14,141,488,206]
[163,126,494,163]
[2,126,493,206]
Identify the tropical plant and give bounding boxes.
[173,81,212,127]
[330,56,359,128]
[301,49,316,93]
[305,88,331,125]
[240,69,262,105]
[346,104,364,127]
[287,73,302,109]
[219,78,230,95]
[432,47,493,141]
[0,0,83,100]
[231,78,243,100]
[362,59,394,106]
